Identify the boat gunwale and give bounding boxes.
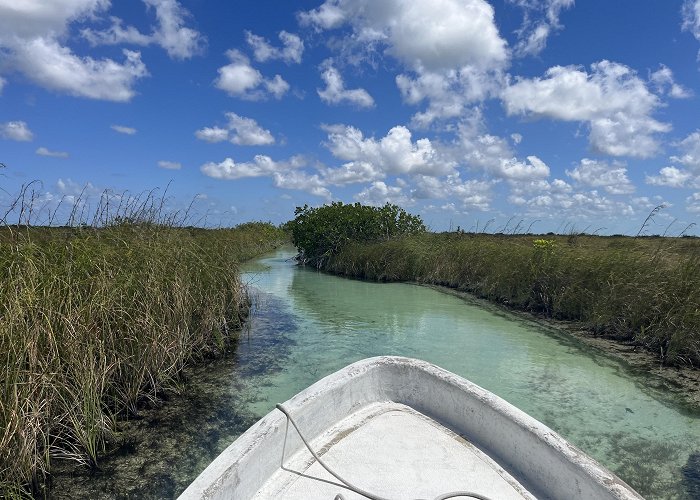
[178,356,643,500]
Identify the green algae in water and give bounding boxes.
[51,248,700,499]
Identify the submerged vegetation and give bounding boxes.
[289,204,700,368]
[0,188,286,498]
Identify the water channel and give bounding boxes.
[53,247,700,499]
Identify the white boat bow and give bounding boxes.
[179,356,643,500]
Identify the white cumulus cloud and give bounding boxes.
[324,124,450,177]
[650,65,691,98]
[682,0,700,41]
[195,126,229,143]
[82,16,152,46]
[1,121,34,141]
[509,0,575,57]
[509,180,638,221]
[55,178,103,206]
[322,161,384,186]
[566,158,635,194]
[0,0,108,41]
[195,113,275,146]
[503,60,671,158]
[670,130,700,172]
[245,30,304,64]
[158,160,181,169]
[645,166,695,188]
[499,156,551,181]
[354,181,411,207]
[300,0,508,71]
[644,132,700,188]
[145,0,205,59]
[455,116,550,181]
[262,75,290,99]
[111,124,137,135]
[396,67,504,126]
[412,174,493,211]
[300,0,509,126]
[226,113,275,145]
[298,2,346,30]
[687,192,700,213]
[318,60,374,108]
[13,39,147,102]
[200,155,303,180]
[272,171,330,198]
[201,156,277,180]
[0,1,149,101]
[201,155,329,198]
[215,50,289,100]
[36,146,69,158]
[81,0,205,59]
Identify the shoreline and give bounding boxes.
[423,283,700,412]
[320,232,700,368]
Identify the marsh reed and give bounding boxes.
[0,187,286,498]
[325,232,700,367]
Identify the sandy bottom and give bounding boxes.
[427,284,700,411]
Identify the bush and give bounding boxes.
[286,202,425,267]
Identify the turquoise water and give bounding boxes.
[241,248,700,499]
[51,247,700,498]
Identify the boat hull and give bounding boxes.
[179,356,643,500]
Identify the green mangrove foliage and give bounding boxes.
[286,202,425,267]
[0,222,286,498]
[323,232,700,367]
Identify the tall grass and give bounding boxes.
[0,189,286,498]
[325,232,700,366]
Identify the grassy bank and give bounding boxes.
[0,221,286,498]
[323,232,700,367]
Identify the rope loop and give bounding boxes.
[276,403,493,500]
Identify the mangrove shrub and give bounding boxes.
[287,202,425,267]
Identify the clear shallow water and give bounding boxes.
[53,247,700,499]
[241,248,700,499]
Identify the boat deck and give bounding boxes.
[253,402,536,500]
[180,357,642,500]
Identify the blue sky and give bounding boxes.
[2,0,700,234]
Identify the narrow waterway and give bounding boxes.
[52,247,700,499]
